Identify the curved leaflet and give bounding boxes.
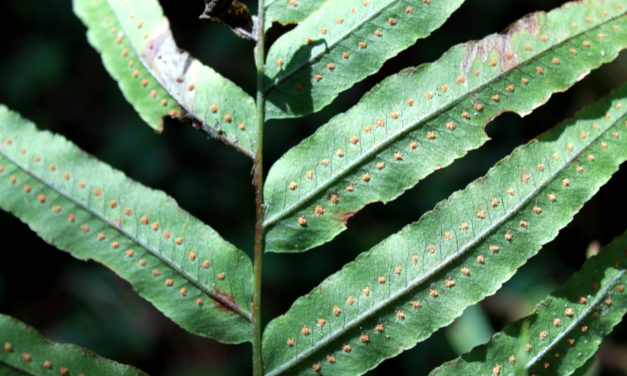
[0,106,253,344]
[74,0,257,156]
[430,230,627,376]
[264,0,465,119]
[261,84,627,375]
[264,0,627,253]
[0,314,146,376]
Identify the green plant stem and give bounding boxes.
[252,1,266,375]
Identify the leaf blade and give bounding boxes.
[261,83,627,375]
[264,0,627,253]
[430,230,627,376]
[264,0,465,119]
[73,0,257,156]
[0,313,146,376]
[0,106,253,344]
[264,0,327,30]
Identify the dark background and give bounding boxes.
[1,1,626,375]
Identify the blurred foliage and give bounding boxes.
[0,0,625,375]
[444,306,493,356]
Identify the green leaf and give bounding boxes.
[571,355,600,376]
[430,229,627,376]
[264,0,327,30]
[73,0,257,156]
[264,0,465,119]
[444,305,494,356]
[261,83,627,376]
[263,0,627,253]
[0,106,253,344]
[0,313,146,376]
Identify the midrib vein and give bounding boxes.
[266,112,625,376]
[263,13,623,228]
[525,270,625,370]
[0,147,252,321]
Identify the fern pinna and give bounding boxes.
[1,0,625,375]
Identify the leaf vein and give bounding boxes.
[0,147,252,321]
[264,13,623,228]
[266,112,624,376]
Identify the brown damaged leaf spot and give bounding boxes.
[266,3,625,254]
[461,12,539,74]
[83,239,249,319]
[137,20,253,158]
[339,211,357,225]
[92,259,241,316]
[212,288,241,314]
[141,23,194,110]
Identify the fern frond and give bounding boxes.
[73,0,258,156]
[264,0,627,253]
[0,106,253,344]
[261,83,627,375]
[431,230,627,376]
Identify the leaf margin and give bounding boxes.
[429,229,627,376]
[73,0,258,157]
[261,82,627,375]
[0,105,254,344]
[263,0,466,119]
[263,0,627,254]
[0,313,147,376]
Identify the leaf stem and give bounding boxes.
[252,1,266,375]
